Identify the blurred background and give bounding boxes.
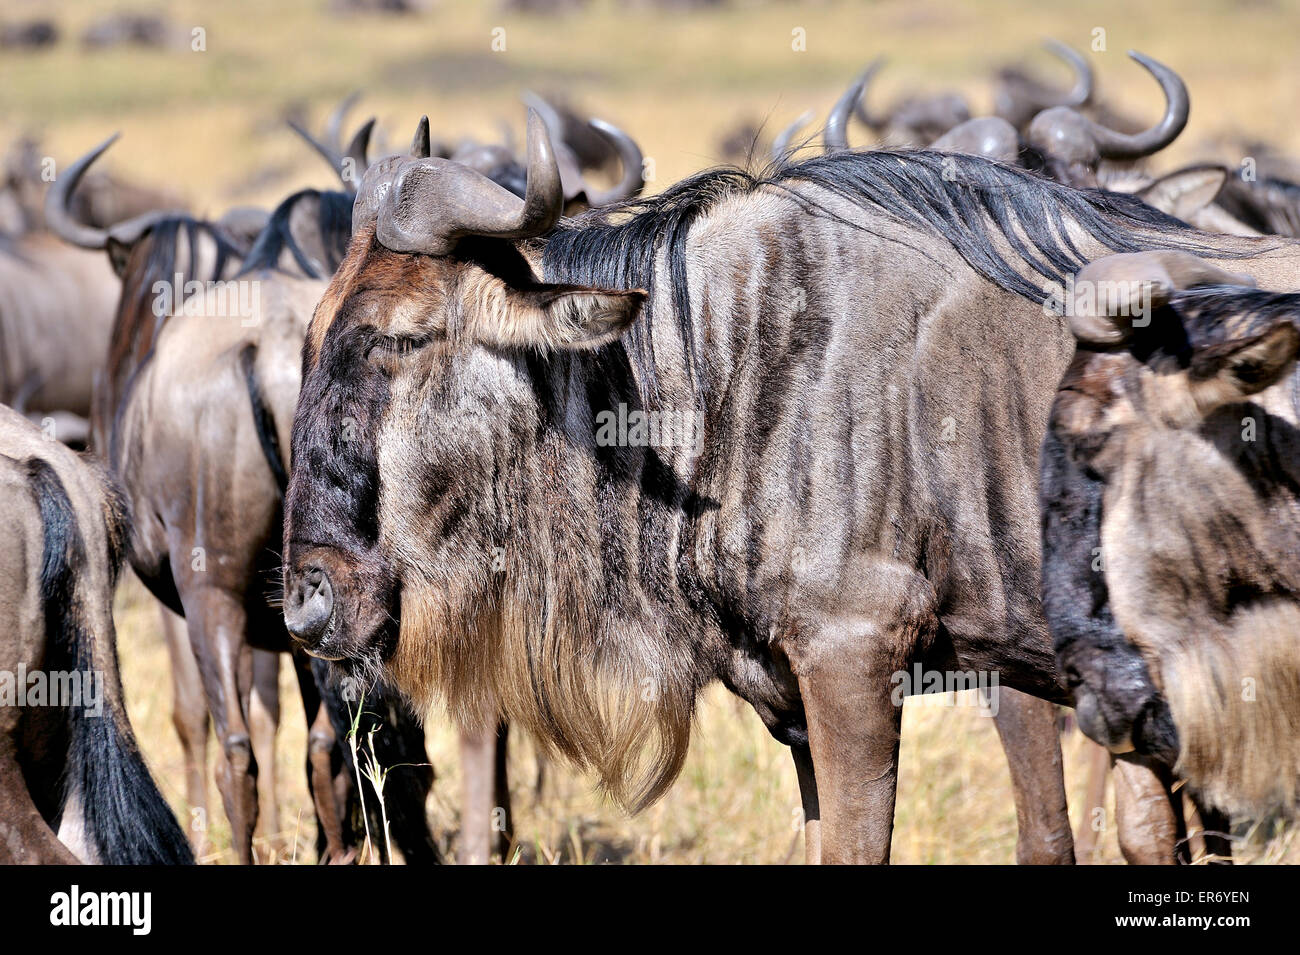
[3,0,1299,863]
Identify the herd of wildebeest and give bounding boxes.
[2,40,1299,865]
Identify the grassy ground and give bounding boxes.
[7,0,1299,862]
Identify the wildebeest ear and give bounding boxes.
[477,282,646,351]
[1136,166,1228,221]
[1188,321,1300,411]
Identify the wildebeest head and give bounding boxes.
[281,111,645,706]
[823,59,971,152]
[1042,250,1300,814]
[1027,51,1188,188]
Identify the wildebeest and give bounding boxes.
[45,129,440,864]
[290,103,646,863]
[279,108,1300,861]
[1041,250,1300,837]
[853,54,1259,245]
[0,403,192,864]
[1,135,192,444]
[820,50,1189,188]
[0,232,120,439]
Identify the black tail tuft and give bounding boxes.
[27,458,194,865]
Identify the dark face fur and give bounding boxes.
[282,226,642,681]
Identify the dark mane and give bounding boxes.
[108,216,244,395]
[102,216,244,462]
[238,188,353,278]
[543,149,1269,402]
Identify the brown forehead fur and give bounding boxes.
[307,224,447,360]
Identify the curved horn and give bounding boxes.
[291,93,365,184]
[521,91,567,147]
[345,118,374,177]
[522,90,586,200]
[410,115,431,159]
[1044,39,1093,108]
[494,108,563,237]
[582,118,643,206]
[1086,51,1188,161]
[325,91,361,148]
[288,119,343,175]
[825,70,871,154]
[373,108,563,255]
[44,134,174,250]
[44,134,116,249]
[772,110,814,162]
[850,58,889,130]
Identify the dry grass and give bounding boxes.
[8,0,1297,862]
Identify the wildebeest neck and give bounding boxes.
[98,216,246,461]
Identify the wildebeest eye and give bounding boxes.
[367,335,428,362]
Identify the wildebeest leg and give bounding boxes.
[790,570,938,864]
[989,688,1074,863]
[799,665,901,863]
[1113,753,1182,865]
[791,743,821,864]
[159,603,208,850]
[493,721,513,858]
[291,652,347,863]
[0,740,80,864]
[1073,740,1111,864]
[794,606,919,865]
[458,722,498,864]
[249,649,280,849]
[182,586,259,864]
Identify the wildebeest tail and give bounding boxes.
[26,458,194,865]
[239,343,288,495]
[313,658,441,864]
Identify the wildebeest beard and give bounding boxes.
[375,336,699,812]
